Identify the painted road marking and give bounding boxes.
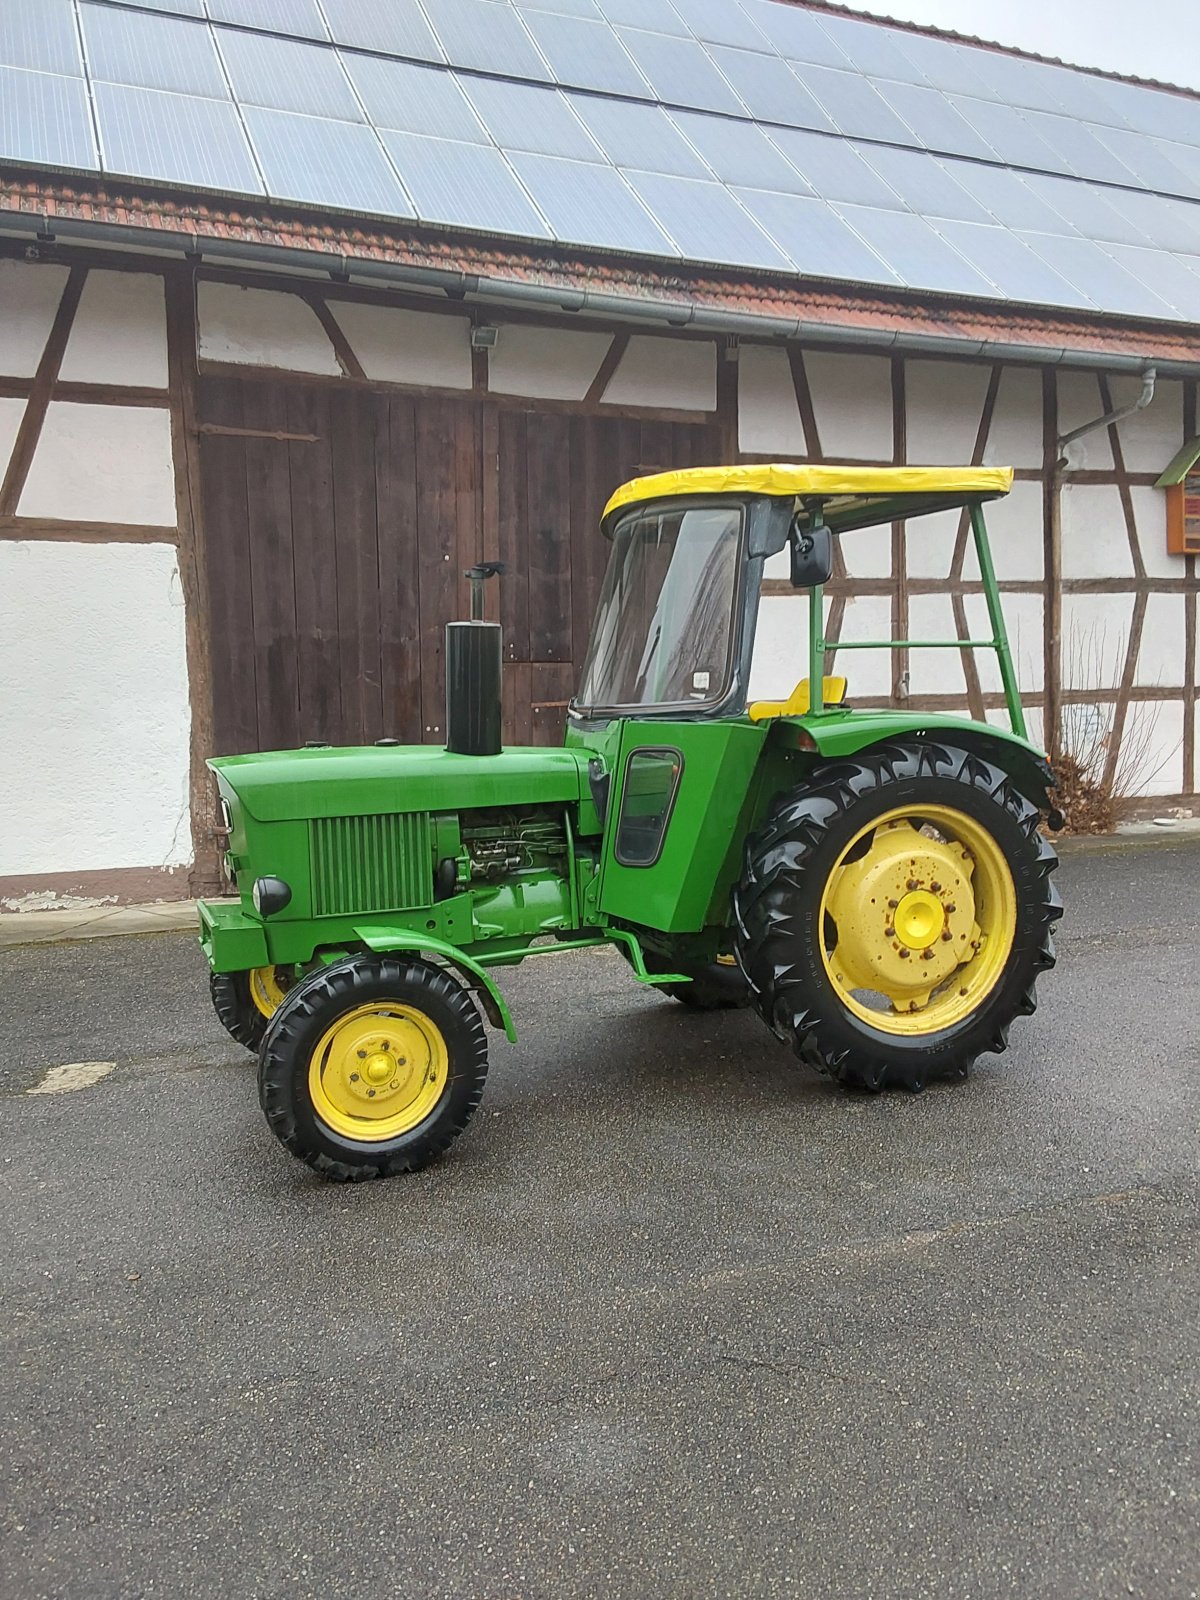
[27,1061,116,1095]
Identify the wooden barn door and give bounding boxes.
[197,375,481,754]
[495,410,724,744]
[197,376,723,756]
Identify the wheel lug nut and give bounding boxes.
[930,881,942,893]
[899,949,911,960]
[906,879,919,890]
[945,903,956,914]
[921,949,935,961]
[887,899,898,909]
[941,930,953,942]
[356,1050,367,1059]
[350,1072,359,1082]
[884,925,895,938]
[367,1089,376,1097]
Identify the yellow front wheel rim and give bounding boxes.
[249,966,288,1019]
[819,803,1017,1037]
[307,1002,450,1143]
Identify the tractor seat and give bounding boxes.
[748,676,848,722]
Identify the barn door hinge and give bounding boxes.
[194,423,320,443]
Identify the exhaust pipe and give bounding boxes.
[445,563,505,757]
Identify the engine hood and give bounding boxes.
[210,744,593,823]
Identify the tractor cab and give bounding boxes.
[565,465,1037,939]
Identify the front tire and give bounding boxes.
[210,966,293,1051]
[258,955,489,1181]
[733,742,1061,1091]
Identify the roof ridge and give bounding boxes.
[776,0,1200,104]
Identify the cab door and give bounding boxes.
[597,718,766,934]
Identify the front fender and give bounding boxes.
[351,925,517,1043]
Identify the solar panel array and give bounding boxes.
[3,0,1200,323]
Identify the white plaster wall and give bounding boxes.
[197,282,340,374]
[830,594,893,697]
[0,542,191,876]
[1060,484,1136,579]
[841,522,891,579]
[19,403,177,525]
[803,350,892,461]
[0,259,68,378]
[1056,371,1113,470]
[330,300,473,389]
[602,336,716,411]
[737,344,806,455]
[906,593,964,697]
[1109,376,1182,474]
[905,508,959,580]
[985,480,1044,582]
[749,593,807,700]
[1135,592,1186,689]
[1123,701,1184,796]
[487,324,610,401]
[905,360,991,464]
[59,270,169,389]
[1061,593,1136,690]
[983,366,1043,469]
[0,395,25,478]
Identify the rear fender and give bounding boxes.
[350,925,517,1042]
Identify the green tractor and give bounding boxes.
[201,464,1062,1181]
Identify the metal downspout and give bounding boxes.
[1057,365,1157,456]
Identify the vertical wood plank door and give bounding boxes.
[198,376,723,757]
[496,406,724,745]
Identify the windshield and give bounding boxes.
[574,503,743,712]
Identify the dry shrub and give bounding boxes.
[1049,622,1180,833]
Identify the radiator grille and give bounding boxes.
[310,812,433,917]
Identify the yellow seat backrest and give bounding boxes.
[748,676,847,723]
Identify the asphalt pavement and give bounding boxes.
[1,841,1197,1600]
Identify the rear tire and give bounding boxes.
[258,955,488,1181]
[732,741,1061,1091]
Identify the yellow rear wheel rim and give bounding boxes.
[249,966,287,1019]
[307,1001,450,1143]
[818,803,1017,1037]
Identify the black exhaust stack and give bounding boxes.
[445,562,505,756]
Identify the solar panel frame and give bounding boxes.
[1098,189,1200,256]
[518,11,651,99]
[565,92,711,178]
[80,4,229,99]
[594,0,689,37]
[93,79,264,194]
[813,11,932,86]
[419,0,553,82]
[462,76,604,161]
[621,169,794,271]
[946,159,1078,234]
[205,0,329,39]
[767,125,905,209]
[700,45,837,133]
[317,0,445,61]
[381,130,552,235]
[1099,243,1200,320]
[928,218,1096,310]
[216,27,363,121]
[1016,230,1179,320]
[614,27,746,116]
[1088,125,1200,199]
[737,0,851,70]
[342,55,488,142]
[668,108,818,193]
[1,0,84,75]
[869,79,999,163]
[854,142,996,224]
[243,104,415,215]
[0,63,98,172]
[511,0,601,15]
[789,64,922,146]
[732,187,904,286]
[832,203,1006,298]
[1018,171,1157,248]
[1018,108,1145,186]
[946,94,1074,176]
[507,151,681,255]
[665,0,774,52]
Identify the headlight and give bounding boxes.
[252,876,292,917]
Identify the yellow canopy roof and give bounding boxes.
[602,463,1014,523]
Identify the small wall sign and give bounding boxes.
[1156,435,1200,556]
